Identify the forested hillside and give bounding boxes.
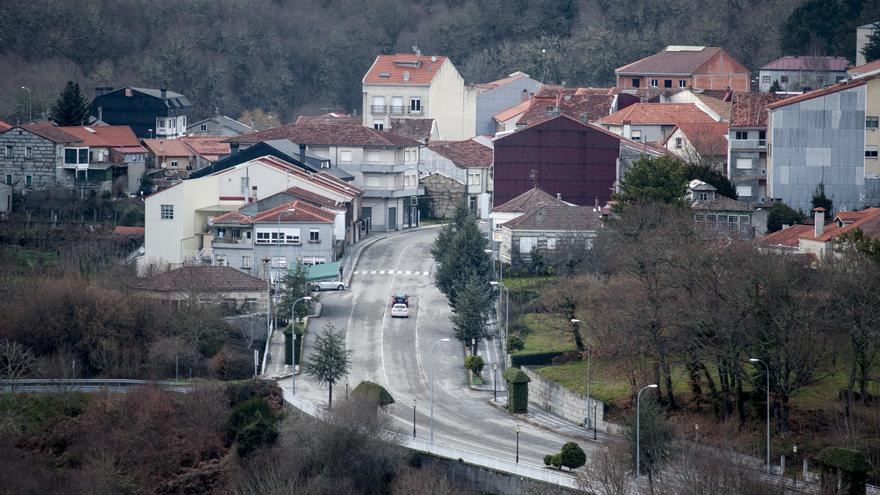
[0,0,876,124]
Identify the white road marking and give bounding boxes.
[371,270,377,274]
[379,237,423,397]
[406,270,412,275]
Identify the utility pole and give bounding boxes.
[20,86,32,123]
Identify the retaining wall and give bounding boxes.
[523,366,621,434]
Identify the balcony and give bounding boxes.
[361,163,412,173]
[371,105,387,114]
[212,238,252,249]
[730,139,767,150]
[389,105,406,115]
[362,186,424,199]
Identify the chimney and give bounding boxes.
[160,88,167,100]
[623,120,632,139]
[556,192,562,201]
[814,207,825,237]
[97,106,103,123]
[299,144,307,161]
[251,186,258,204]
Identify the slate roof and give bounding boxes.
[503,205,602,231]
[426,139,493,168]
[187,115,252,134]
[759,224,813,248]
[129,87,191,108]
[131,266,267,293]
[388,118,434,143]
[729,92,794,128]
[19,122,82,143]
[228,115,422,147]
[597,103,717,126]
[58,125,139,147]
[517,86,618,127]
[363,54,448,85]
[761,56,849,72]
[616,46,724,75]
[493,186,566,213]
[691,194,753,212]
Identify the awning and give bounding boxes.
[291,261,341,281]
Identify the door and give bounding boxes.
[362,207,372,234]
[388,207,397,231]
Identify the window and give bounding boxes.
[371,95,385,113]
[664,79,672,88]
[546,238,557,250]
[256,227,301,245]
[4,174,11,185]
[410,98,422,113]
[391,96,404,114]
[240,176,249,195]
[650,79,658,88]
[519,236,537,254]
[160,204,174,220]
[215,254,227,266]
[241,256,252,268]
[24,146,31,158]
[735,131,748,140]
[373,121,384,131]
[320,160,331,169]
[736,158,753,169]
[216,227,226,239]
[675,137,683,149]
[271,256,286,268]
[25,175,32,187]
[365,150,381,162]
[631,78,640,88]
[780,75,788,83]
[468,173,481,186]
[631,130,642,142]
[698,192,708,201]
[867,117,879,129]
[762,75,770,83]
[4,146,11,158]
[759,130,766,141]
[679,79,687,88]
[170,160,179,168]
[736,185,753,197]
[867,146,879,159]
[309,229,320,243]
[200,123,208,131]
[301,256,326,265]
[339,150,352,162]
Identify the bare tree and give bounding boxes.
[578,440,631,495]
[0,339,35,380]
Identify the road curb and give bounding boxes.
[343,224,444,286]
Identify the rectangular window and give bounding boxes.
[365,150,382,162]
[373,121,384,131]
[371,95,385,114]
[663,79,672,88]
[309,229,320,242]
[272,256,286,268]
[468,173,481,186]
[737,185,753,197]
[679,79,687,88]
[240,176,249,195]
[24,146,31,158]
[519,236,537,254]
[391,96,404,114]
[215,254,227,266]
[301,256,327,265]
[546,238,557,250]
[255,227,301,244]
[170,160,179,168]
[4,146,12,158]
[867,146,879,159]
[631,78,640,88]
[410,98,422,113]
[200,123,208,131]
[867,117,879,129]
[4,174,11,185]
[762,75,771,83]
[650,79,658,88]
[758,130,767,141]
[339,150,352,162]
[698,192,708,201]
[675,137,683,149]
[631,130,642,142]
[241,256,251,268]
[25,175,32,187]
[736,158,753,169]
[735,131,748,140]
[780,75,789,83]
[160,204,174,220]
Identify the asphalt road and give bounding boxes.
[285,228,599,467]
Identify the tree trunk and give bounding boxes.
[734,372,747,424]
[571,325,585,353]
[329,381,333,409]
[858,357,869,405]
[686,358,703,404]
[701,362,722,419]
[663,362,676,410]
[846,350,857,418]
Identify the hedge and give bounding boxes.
[352,380,395,407]
[511,351,564,367]
[503,368,530,414]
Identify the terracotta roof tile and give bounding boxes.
[58,125,139,147]
[283,186,345,210]
[494,100,531,122]
[836,209,878,225]
[518,87,618,127]
[426,139,492,168]
[691,194,753,212]
[18,122,82,143]
[180,136,231,160]
[761,56,849,72]
[493,186,566,213]
[143,138,193,158]
[597,103,717,126]
[130,266,267,292]
[616,46,723,75]
[229,115,421,147]
[849,59,880,76]
[664,122,729,156]
[730,92,794,128]
[388,118,434,143]
[802,208,880,242]
[363,54,448,85]
[503,205,602,231]
[759,224,813,248]
[0,120,11,132]
[694,93,731,120]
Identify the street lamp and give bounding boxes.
[515,424,521,463]
[430,338,451,443]
[493,362,498,401]
[571,318,592,435]
[750,358,771,474]
[413,399,417,438]
[290,296,312,395]
[489,281,509,368]
[20,86,32,123]
[484,248,503,284]
[636,384,658,482]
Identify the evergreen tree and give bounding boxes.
[862,23,880,63]
[811,182,834,217]
[683,163,738,199]
[305,324,352,409]
[766,202,804,233]
[768,80,783,93]
[625,399,674,488]
[49,81,90,126]
[614,156,688,207]
[450,278,493,354]
[277,262,318,322]
[433,202,493,303]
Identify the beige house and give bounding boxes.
[362,51,477,140]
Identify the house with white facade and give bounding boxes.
[140,155,361,272]
[420,138,493,219]
[362,51,477,140]
[475,71,542,136]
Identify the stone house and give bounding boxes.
[418,172,465,219]
[130,266,268,313]
[0,123,82,192]
[420,138,493,218]
[688,180,756,239]
[758,56,849,93]
[499,205,602,263]
[58,125,145,193]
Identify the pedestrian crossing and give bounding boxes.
[351,269,432,276]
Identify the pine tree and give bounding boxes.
[811,182,833,217]
[305,324,352,409]
[277,262,318,322]
[613,156,688,207]
[863,23,880,63]
[49,81,90,126]
[450,278,493,354]
[433,201,493,303]
[768,80,783,93]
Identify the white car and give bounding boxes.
[311,280,346,292]
[390,303,410,318]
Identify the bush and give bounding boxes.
[225,380,282,409]
[511,351,565,367]
[558,442,587,470]
[352,380,395,407]
[225,397,279,457]
[464,355,485,376]
[506,335,524,353]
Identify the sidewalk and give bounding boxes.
[491,397,599,443]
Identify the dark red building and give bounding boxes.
[493,115,654,207]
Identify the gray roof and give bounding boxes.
[691,195,753,212]
[494,186,566,213]
[265,140,355,181]
[503,205,602,231]
[187,115,253,134]
[128,87,192,108]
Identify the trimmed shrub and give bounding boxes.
[511,351,564,367]
[503,368,531,414]
[558,442,586,471]
[464,355,485,376]
[352,380,395,407]
[226,397,279,457]
[818,447,871,495]
[506,335,524,353]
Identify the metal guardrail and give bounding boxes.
[0,379,196,393]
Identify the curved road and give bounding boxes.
[286,228,598,466]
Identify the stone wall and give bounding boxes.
[420,172,465,219]
[522,366,620,434]
[0,129,69,192]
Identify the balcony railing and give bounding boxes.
[212,238,252,246]
[409,107,423,114]
[731,139,767,150]
[371,105,387,114]
[389,105,406,114]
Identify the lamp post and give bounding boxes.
[430,338,451,443]
[485,247,502,285]
[262,258,271,351]
[571,318,591,434]
[413,399,417,438]
[750,358,771,474]
[20,86,32,123]
[515,424,521,463]
[289,296,312,395]
[493,362,498,401]
[636,384,658,482]
[489,281,509,368]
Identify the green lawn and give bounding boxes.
[503,276,554,293]
[514,312,576,355]
[0,393,89,436]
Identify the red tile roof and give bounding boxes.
[58,125,139,147]
[363,54,449,85]
[663,122,729,156]
[426,139,492,168]
[0,120,11,132]
[19,122,81,143]
[387,118,435,143]
[730,92,794,128]
[180,136,231,161]
[693,93,732,120]
[517,86,618,127]
[759,224,813,248]
[283,186,346,210]
[849,59,880,76]
[802,208,880,242]
[597,103,717,126]
[143,138,193,158]
[503,205,602,231]
[213,199,336,225]
[766,74,880,110]
[493,186,566,213]
[131,266,267,293]
[761,56,849,72]
[835,209,877,225]
[494,100,531,122]
[232,156,362,200]
[229,115,422,147]
[616,46,730,75]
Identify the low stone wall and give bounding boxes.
[415,454,580,495]
[523,366,620,434]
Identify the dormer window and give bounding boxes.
[698,192,708,201]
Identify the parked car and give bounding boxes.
[391,293,409,307]
[390,303,410,318]
[312,280,346,291]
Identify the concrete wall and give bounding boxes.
[857,24,877,67]
[767,85,867,212]
[416,454,580,495]
[866,78,880,179]
[429,60,477,140]
[475,76,541,135]
[522,366,609,432]
[728,128,769,202]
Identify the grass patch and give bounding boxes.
[503,276,554,293]
[0,393,89,436]
[1,246,58,269]
[515,313,575,356]
[472,376,484,386]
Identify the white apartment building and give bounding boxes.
[362,51,477,140]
